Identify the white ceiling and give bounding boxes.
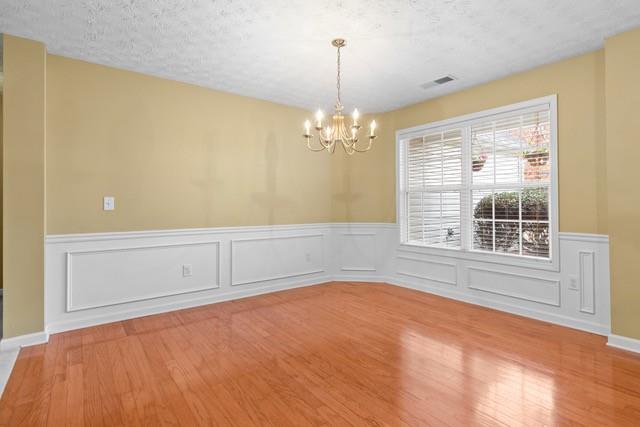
[1,0,640,113]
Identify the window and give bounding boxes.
[398,96,557,265]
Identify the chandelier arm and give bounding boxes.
[320,130,333,147]
[317,134,331,149]
[317,129,327,145]
[349,138,375,153]
[306,137,328,152]
[319,127,335,151]
[307,144,327,152]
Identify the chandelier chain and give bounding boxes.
[336,45,342,109]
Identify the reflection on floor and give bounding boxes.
[1,282,639,425]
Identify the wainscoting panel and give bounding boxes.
[467,267,560,306]
[339,233,377,272]
[230,234,324,286]
[579,251,596,314]
[67,241,221,311]
[391,231,611,335]
[45,224,341,333]
[396,255,457,286]
[44,224,611,338]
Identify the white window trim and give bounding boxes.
[396,95,559,272]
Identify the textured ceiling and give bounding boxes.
[1,0,640,113]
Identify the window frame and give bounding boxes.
[396,95,559,271]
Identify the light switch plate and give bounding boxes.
[103,196,115,211]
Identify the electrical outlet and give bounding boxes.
[182,264,193,277]
[305,253,311,262]
[568,275,579,290]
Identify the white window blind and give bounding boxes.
[406,129,463,248]
[399,97,556,263]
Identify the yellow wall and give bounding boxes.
[2,35,46,338]
[329,112,396,223]
[46,55,334,234]
[0,92,3,290]
[605,28,640,340]
[334,51,608,235]
[45,48,610,236]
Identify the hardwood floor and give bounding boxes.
[1,282,639,426]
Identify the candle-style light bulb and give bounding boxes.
[370,120,377,137]
[352,108,360,125]
[315,110,324,128]
[304,120,311,136]
[325,126,332,141]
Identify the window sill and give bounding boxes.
[398,242,559,272]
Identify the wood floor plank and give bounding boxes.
[2,282,640,426]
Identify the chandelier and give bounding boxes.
[303,39,377,155]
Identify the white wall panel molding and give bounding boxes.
[46,224,340,333]
[66,241,221,312]
[339,232,377,272]
[396,254,458,286]
[45,223,611,339]
[467,267,561,307]
[388,227,610,335]
[578,250,596,314]
[397,244,560,272]
[391,275,610,336]
[230,234,325,286]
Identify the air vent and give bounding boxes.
[420,75,457,90]
[434,75,455,85]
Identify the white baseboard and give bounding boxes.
[607,334,640,354]
[0,331,49,351]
